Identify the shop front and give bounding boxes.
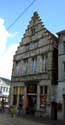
[23,83,37,114]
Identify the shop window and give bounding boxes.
[57,103,62,111]
[40,86,47,109]
[13,95,17,105]
[44,86,48,95]
[40,86,43,94]
[40,95,47,110]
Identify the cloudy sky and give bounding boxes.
[0,0,65,79]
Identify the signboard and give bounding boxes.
[27,84,37,93]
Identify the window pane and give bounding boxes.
[44,86,47,95]
[40,86,43,94]
[23,59,28,74]
[32,57,37,73]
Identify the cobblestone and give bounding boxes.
[0,113,65,125]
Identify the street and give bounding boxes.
[0,112,65,125]
[0,113,46,125]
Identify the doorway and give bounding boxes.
[26,95,37,114]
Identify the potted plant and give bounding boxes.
[10,105,17,117]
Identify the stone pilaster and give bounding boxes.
[17,87,20,107]
[10,85,13,106]
[23,86,27,114]
[37,85,40,110]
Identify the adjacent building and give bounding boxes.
[10,12,58,115]
[0,77,11,103]
[57,30,65,119]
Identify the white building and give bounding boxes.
[0,77,11,103]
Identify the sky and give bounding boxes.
[0,0,65,80]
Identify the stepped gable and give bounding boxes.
[15,11,57,56]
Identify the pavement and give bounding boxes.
[0,112,65,125]
[18,114,65,125]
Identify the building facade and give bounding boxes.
[11,12,58,115]
[57,30,65,119]
[0,77,11,103]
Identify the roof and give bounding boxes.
[0,77,11,85]
[57,30,65,35]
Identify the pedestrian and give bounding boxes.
[1,98,5,112]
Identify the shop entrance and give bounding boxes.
[26,83,37,114]
[26,95,36,114]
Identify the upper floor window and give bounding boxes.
[25,43,30,51]
[34,41,38,49]
[6,87,8,92]
[42,55,48,72]
[30,41,38,50]
[63,41,65,52]
[16,60,21,76]
[32,57,37,73]
[31,27,35,35]
[23,59,28,74]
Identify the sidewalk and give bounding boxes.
[0,111,65,125]
[18,114,65,125]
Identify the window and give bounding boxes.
[44,86,47,95]
[42,56,45,72]
[6,88,8,92]
[23,59,28,74]
[40,86,48,95]
[30,41,38,50]
[32,57,37,73]
[40,86,43,94]
[34,41,38,49]
[31,27,35,35]
[40,86,48,109]
[3,87,6,92]
[42,55,48,72]
[16,65,20,76]
[63,41,65,52]
[1,86,2,91]
[16,61,20,76]
[25,43,30,51]
[45,55,48,71]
